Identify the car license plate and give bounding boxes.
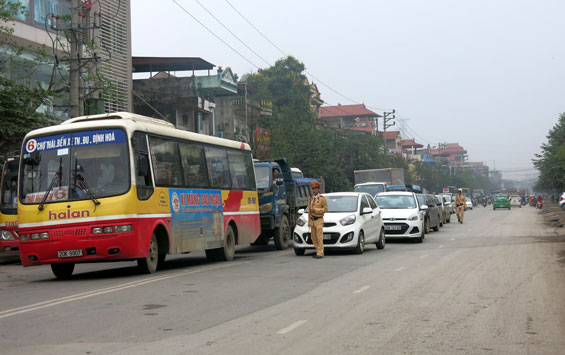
[385,225,401,231]
[323,234,332,240]
[57,249,83,258]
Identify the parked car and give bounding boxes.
[465,200,473,210]
[510,195,522,208]
[293,192,385,255]
[493,194,511,210]
[436,194,451,224]
[442,193,455,214]
[416,194,442,233]
[375,191,426,243]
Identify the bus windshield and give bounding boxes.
[20,129,129,204]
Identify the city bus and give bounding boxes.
[1,157,19,256]
[17,112,260,278]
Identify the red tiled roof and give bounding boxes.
[430,143,466,155]
[380,130,401,140]
[401,139,423,148]
[320,104,380,118]
[348,127,377,133]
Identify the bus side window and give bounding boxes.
[204,147,231,189]
[227,150,254,190]
[132,132,154,200]
[179,142,209,188]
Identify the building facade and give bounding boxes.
[1,0,132,118]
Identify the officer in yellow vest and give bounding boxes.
[308,180,328,259]
[454,189,466,223]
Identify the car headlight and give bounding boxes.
[259,203,272,213]
[1,230,16,240]
[296,216,307,227]
[407,214,419,221]
[340,214,356,226]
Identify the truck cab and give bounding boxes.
[354,182,387,198]
[254,159,314,249]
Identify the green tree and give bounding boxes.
[533,112,565,191]
[246,55,402,192]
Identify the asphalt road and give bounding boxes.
[1,205,564,355]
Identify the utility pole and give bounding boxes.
[68,0,103,117]
[382,109,396,154]
[70,0,82,118]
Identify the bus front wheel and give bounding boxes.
[51,263,75,279]
[138,234,159,274]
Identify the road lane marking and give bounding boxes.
[419,254,429,259]
[0,261,250,319]
[263,250,294,258]
[394,267,405,272]
[450,238,455,241]
[439,245,444,248]
[277,320,308,335]
[353,285,370,294]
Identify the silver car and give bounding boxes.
[436,194,451,224]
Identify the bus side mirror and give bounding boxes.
[137,155,149,176]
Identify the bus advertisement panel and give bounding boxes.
[17,113,260,278]
[1,157,19,256]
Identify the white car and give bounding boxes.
[293,192,385,255]
[510,195,522,207]
[559,192,565,210]
[465,200,473,210]
[375,192,426,243]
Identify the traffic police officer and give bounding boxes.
[308,180,328,259]
[455,189,466,223]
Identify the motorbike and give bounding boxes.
[482,200,487,207]
[537,200,543,209]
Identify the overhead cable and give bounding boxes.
[171,0,261,70]
[193,0,272,67]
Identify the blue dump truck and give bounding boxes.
[253,158,320,250]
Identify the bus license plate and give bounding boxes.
[58,249,83,258]
[385,225,401,231]
[323,234,332,240]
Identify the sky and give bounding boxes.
[131,0,565,183]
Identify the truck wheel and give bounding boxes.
[51,263,75,279]
[273,215,290,250]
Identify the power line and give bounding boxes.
[223,0,286,57]
[223,0,391,110]
[171,0,261,70]
[193,0,272,67]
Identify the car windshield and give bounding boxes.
[496,195,509,200]
[20,129,129,204]
[376,195,417,209]
[325,195,358,212]
[254,166,271,189]
[416,194,426,206]
[354,184,385,196]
